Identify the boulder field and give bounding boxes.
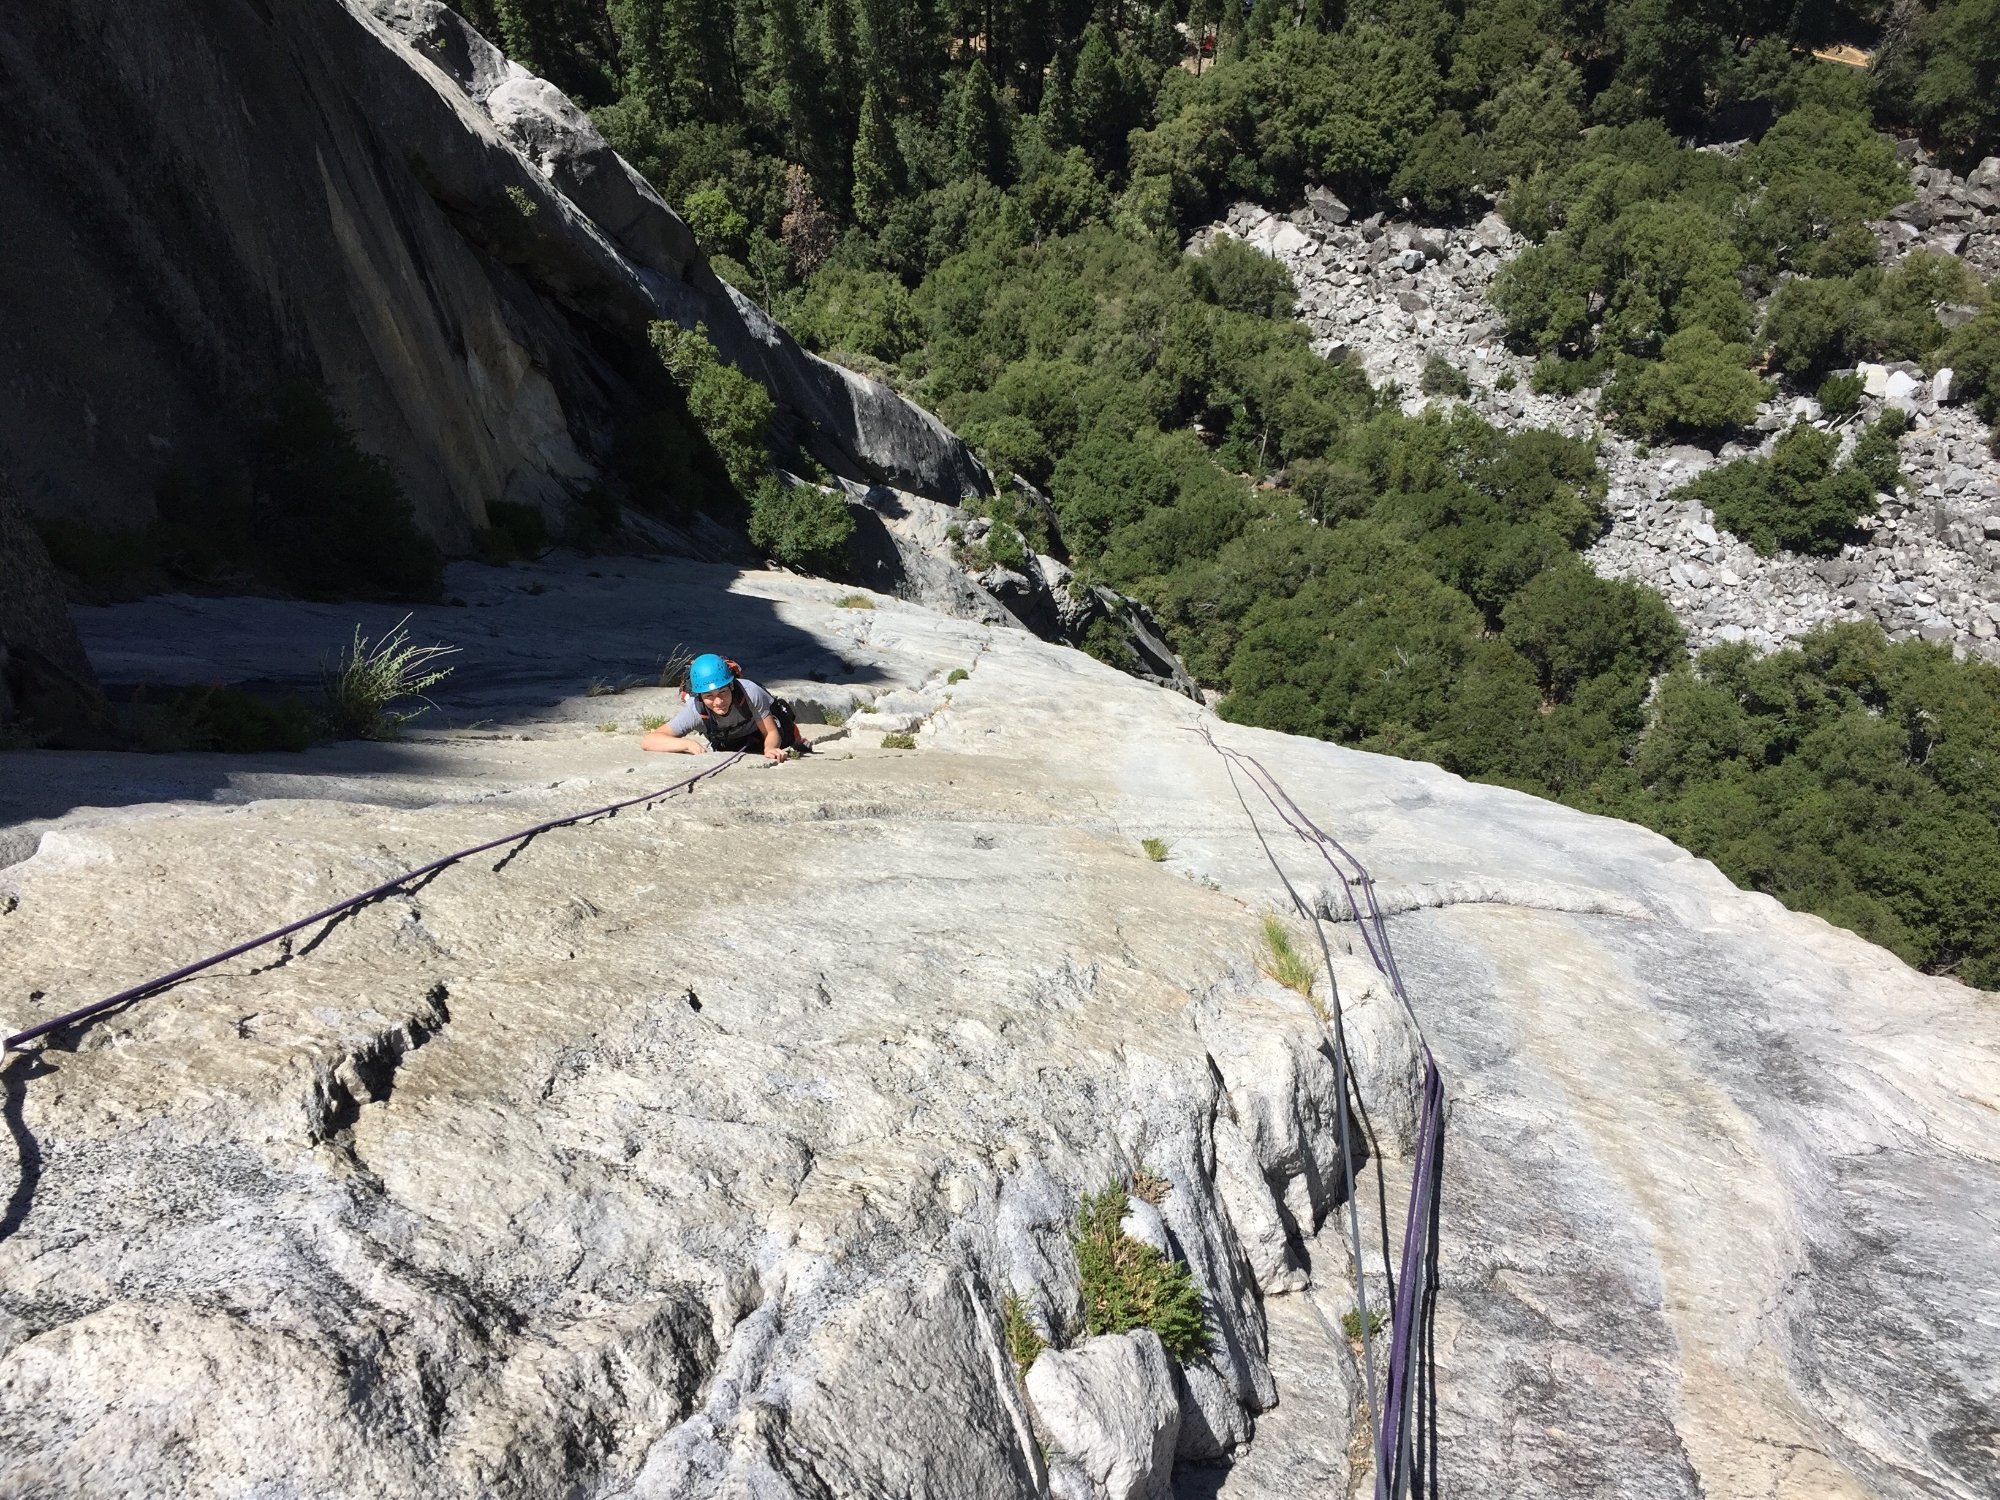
[0,558,1993,1497]
[1209,167,2000,666]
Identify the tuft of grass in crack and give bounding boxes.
[656,644,695,689]
[1130,1166,1171,1206]
[640,714,667,732]
[597,722,619,733]
[835,594,875,609]
[1002,1294,1046,1378]
[1342,1307,1385,1341]
[321,617,457,740]
[1259,914,1315,1000]
[1140,837,1170,863]
[881,730,917,750]
[947,667,969,684]
[1073,1182,1208,1364]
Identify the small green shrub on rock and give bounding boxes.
[1763,276,1866,385]
[1603,327,1769,442]
[1679,424,1874,556]
[52,384,446,605]
[1849,410,1910,494]
[248,385,445,603]
[1816,372,1864,419]
[476,499,548,562]
[646,321,860,576]
[1942,303,2000,427]
[1342,1306,1386,1341]
[1764,253,1986,385]
[321,617,458,740]
[1189,233,1298,320]
[1420,355,1471,399]
[1258,913,1314,997]
[1001,1295,1045,1377]
[748,478,855,575]
[647,322,775,495]
[1530,354,1604,396]
[1072,1183,1207,1364]
[157,685,321,753]
[1500,562,1683,703]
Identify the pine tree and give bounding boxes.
[1244,0,1285,46]
[856,0,943,109]
[1040,48,1079,150]
[607,0,678,117]
[1141,3,1183,70]
[821,0,863,135]
[763,0,823,161]
[851,83,908,227]
[1072,22,1124,172]
[684,0,744,121]
[486,0,552,77]
[952,57,1009,183]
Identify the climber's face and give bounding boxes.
[699,686,735,714]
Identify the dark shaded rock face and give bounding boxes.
[0,487,109,745]
[0,0,985,549]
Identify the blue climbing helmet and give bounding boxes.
[689,653,735,694]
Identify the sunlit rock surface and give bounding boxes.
[0,557,1993,1497]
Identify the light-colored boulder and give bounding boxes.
[1303,186,1349,225]
[1269,223,1312,257]
[1027,1333,1180,1500]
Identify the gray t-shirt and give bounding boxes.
[667,677,776,741]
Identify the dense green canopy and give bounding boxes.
[453,0,2000,986]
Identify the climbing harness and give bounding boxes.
[690,687,809,755]
[1205,726,1446,1500]
[3,751,747,1054]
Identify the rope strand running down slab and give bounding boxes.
[4,752,748,1053]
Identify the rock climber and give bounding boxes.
[641,653,800,763]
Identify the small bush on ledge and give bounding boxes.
[1679,421,1878,556]
[1420,354,1471,399]
[1073,1183,1208,1364]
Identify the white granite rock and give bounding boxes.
[0,558,1995,1499]
[1028,1333,1181,1500]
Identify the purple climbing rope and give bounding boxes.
[4,751,748,1052]
[1206,729,1446,1500]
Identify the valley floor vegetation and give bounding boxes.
[109,1,1989,984]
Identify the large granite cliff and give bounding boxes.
[0,0,985,546]
[0,560,1992,1498]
